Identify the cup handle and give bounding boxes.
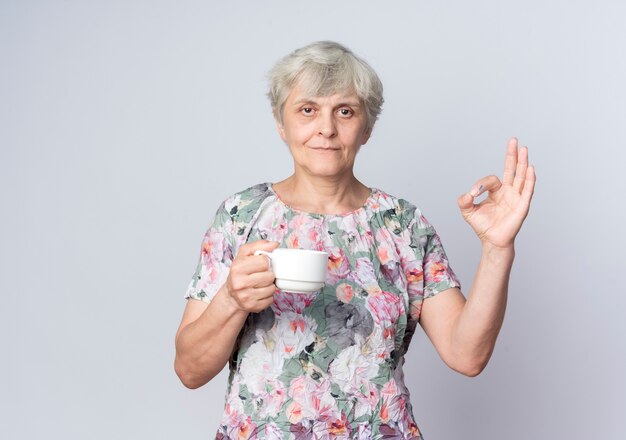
[254,250,273,270]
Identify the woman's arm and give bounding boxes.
[174,240,278,389]
[174,288,248,388]
[419,138,535,377]
[419,245,514,377]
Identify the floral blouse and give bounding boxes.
[185,183,460,440]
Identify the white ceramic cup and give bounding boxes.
[254,248,328,293]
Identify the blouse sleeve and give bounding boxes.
[421,224,461,299]
[184,201,235,303]
[400,200,461,320]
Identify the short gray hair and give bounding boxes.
[268,41,384,130]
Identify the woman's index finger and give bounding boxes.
[502,138,518,186]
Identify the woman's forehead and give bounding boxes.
[290,71,360,100]
[287,84,361,105]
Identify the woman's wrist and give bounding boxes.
[480,241,515,263]
[215,285,249,317]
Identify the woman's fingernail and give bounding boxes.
[470,185,482,197]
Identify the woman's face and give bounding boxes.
[276,84,371,179]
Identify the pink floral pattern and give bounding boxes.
[185,183,460,439]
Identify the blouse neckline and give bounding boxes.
[267,182,377,218]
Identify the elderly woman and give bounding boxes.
[175,41,535,439]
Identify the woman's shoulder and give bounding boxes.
[220,182,274,218]
[371,188,434,232]
[222,182,272,205]
[208,183,275,236]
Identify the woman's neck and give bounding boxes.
[272,173,370,215]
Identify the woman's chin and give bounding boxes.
[301,164,352,179]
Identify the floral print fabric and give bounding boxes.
[185,183,460,439]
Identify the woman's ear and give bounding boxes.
[275,119,287,143]
[360,127,372,146]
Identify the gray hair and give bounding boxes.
[267,41,384,130]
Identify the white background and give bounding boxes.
[2,1,625,438]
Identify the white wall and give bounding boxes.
[2,1,625,438]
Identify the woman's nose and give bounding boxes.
[317,111,337,138]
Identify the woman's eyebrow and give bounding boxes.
[336,100,362,108]
[291,97,362,107]
[292,98,318,106]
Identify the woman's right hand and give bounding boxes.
[175,239,280,388]
[224,240,280,313]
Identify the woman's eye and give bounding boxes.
[339,108,353,117]
[302,107,314,115]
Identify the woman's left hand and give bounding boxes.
[457,138,536,249]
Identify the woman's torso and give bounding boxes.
[209,183,456,439]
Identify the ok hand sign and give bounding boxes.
[457,138,536,249]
